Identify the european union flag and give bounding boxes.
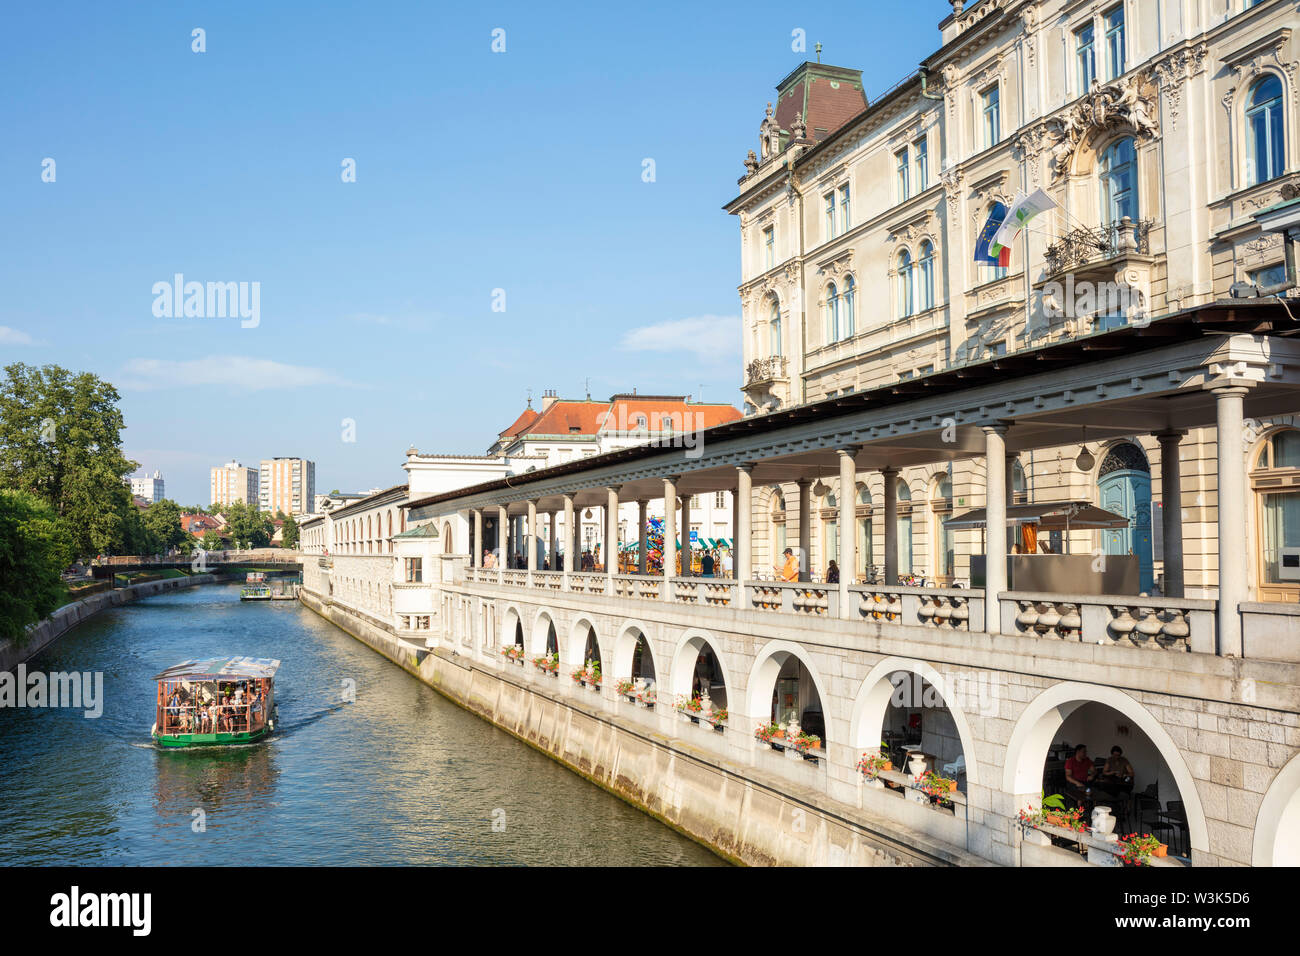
[974,202,1011,266]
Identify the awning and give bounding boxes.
[943,500,1130,531]
[153,657,282,681]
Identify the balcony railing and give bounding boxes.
[744,355,788,386]
[1044,217,1153,275]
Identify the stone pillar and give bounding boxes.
[606,486,620,582]
[838,448,857,619]
[1157,430,1187,599]
[883,468,899,585]
[663,476,678,599]
[473,509,482,567]
[496,505,508,583]
[736,464,753,583]
[637,500,648,574]
[526,499,538,575]
[548,511,557,570]
[562,496,576,587]
[1215,387,1250,656]
[797,477,812,582]
[681,492,692,574]
[984,424,1010,635]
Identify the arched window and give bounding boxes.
[1252,428,1300,600]
[897,250,914,318]
[823,491,838,575]
[856,484,872,579]
[770,486,787,557]
[1247,75,1285,186]
[825,282,840,342]
[769,297,782,357]
[933,474,954,580]
[918,240,935,312]
[1100,137,1139,227]
[897,481,913,576]
[1012,460,1028,504]
[842,276,856,337]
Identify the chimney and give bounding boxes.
[542,388,560,411]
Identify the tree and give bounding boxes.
[0,489,74,641]
[201,530,225,552]
[143,499,186,552]
[224,501,272,548]
[281,513,299,549]
[0,363,138,558]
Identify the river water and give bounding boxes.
[0,582,723,866]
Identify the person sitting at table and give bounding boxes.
[1064,744,1096,806]
[1098,745,1135,790]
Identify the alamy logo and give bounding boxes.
[50,886,151,936]
[603,405,708,459]
[151,273,260,328]
[0,665,103,718]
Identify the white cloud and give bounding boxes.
[619,315,740,359]
[118,355,359,392]
[0,326,37,345]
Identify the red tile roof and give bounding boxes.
[774,62,867,143]
[499,408,539,438]
[502,396,743,440]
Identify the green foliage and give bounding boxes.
[281,512,299,549]
[0,489,74,641]
[0,363,139,558]
[201,530,226,552]
[143,499,186,552]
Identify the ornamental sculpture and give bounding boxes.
[1044,73,1158,181]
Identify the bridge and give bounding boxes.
[91,549,303,578]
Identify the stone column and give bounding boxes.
[838,448,857,619]
[526,499,538,576]
[797,478,812,582]
[606,486,620,582]
[562,494,576,582]
[548,511,557,570]
[662,476,678,600]
[1215,387,1250,656]
[496,505,508,583]
[473,509,482,567]
[637,500,648,574]
[681,492,692,574]
[736,464,753,583]
[1157,430,1187,598]
[883,468,899,586]
[984,424,1010,635]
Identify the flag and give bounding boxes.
[974,202,1011,266]
[991,188,1057,252]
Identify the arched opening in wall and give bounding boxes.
[545,620,558,657]
[671,633,727,711]
[769,486,787,558]
[855,483,873,583]
[897,481,914,578]
[749,645,826,754]
[630,630,655,685]
[1097,441,1153,593]
[1254,752,1300,866]
[880,671,967,790]
[513,618,524,650]
[443,521,453,553]
[1006,686,1206,861]
[569,620,603,686]
[612,624,658,702]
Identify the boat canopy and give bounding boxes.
[943,500,1130,530]
[153,657,281,681]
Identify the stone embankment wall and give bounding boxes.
[1,574,218,672]
[299,587,984,867]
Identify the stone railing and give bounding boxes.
[667,577,741,607]
[569,573,607,595]
[744,355,789,385]
[532,570,563,590]
[746,581,838,617]
[1003,592,1215,653]
[851,585,984,630]
[502,570,528,588]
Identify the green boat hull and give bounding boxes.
[154,727,271,748]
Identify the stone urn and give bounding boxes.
[1092,806,1116,835]
[908,752,928,777]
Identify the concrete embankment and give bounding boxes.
[299,587,983,867]
[1,574,218,673]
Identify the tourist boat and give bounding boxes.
[240,584,272,600]
[151,657,279,748]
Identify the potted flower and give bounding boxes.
[615,678,636,699]
[708,706,728,728]
[917,769,957,798]
[1118,833,1166,866]
[793,731,821,753]
[640,688,656,708]
[856,744,893,779]
[754,721,782,744]
[501,644,523,663]
[570,666,586,683]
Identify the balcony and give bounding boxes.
[742,355,790,413]
[1044,218,1153,276]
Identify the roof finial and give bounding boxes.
[815,42,822,63]
[526,387,533,408]
[584,377,591,401]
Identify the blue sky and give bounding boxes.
[1,0,933,506]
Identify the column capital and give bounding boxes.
[605,485,623,497]
[1207,381,1255,396]
[981,420,1013,435]
[1155,428,1188,442]
[836,445,860,458]
[795,476,812,488]
[736,461,756,474]
[881,465,899,477]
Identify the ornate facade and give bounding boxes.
[727,0,1299,599]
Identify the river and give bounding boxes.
[0,582,723,866]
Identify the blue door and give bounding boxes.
[1099,468,1153,592]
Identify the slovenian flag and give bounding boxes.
[992,188,1057,256]
[974,202,1011,267]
